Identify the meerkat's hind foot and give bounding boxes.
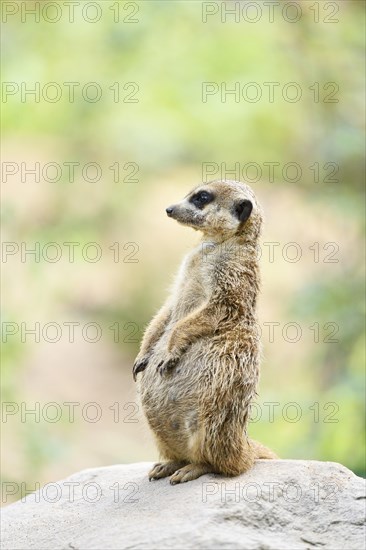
[148,461,187,481]
[170,463,214,485]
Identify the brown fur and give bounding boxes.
[133,180,277,484]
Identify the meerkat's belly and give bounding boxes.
[138,321,260,460]
[139,337,209,459]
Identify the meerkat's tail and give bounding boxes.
[249,438,278,459]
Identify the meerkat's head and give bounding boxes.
[165,180,263,240]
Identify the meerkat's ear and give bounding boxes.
[235,199,253,223]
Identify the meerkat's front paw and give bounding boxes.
[133,354,151,381]
[156,352,180,376]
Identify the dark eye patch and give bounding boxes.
[189,190,215,209]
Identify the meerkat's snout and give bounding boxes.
[165,187,217,230]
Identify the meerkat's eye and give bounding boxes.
[190,190,214,209]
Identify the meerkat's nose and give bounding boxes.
[166,206,175,217]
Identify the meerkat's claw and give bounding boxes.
[132,357,149,381]
[157,356,179,376]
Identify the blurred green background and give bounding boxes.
[1,1,365,503]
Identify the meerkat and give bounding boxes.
[133,179,276,484]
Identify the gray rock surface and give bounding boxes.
[1,460,365,550]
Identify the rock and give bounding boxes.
[1,460,365,550]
